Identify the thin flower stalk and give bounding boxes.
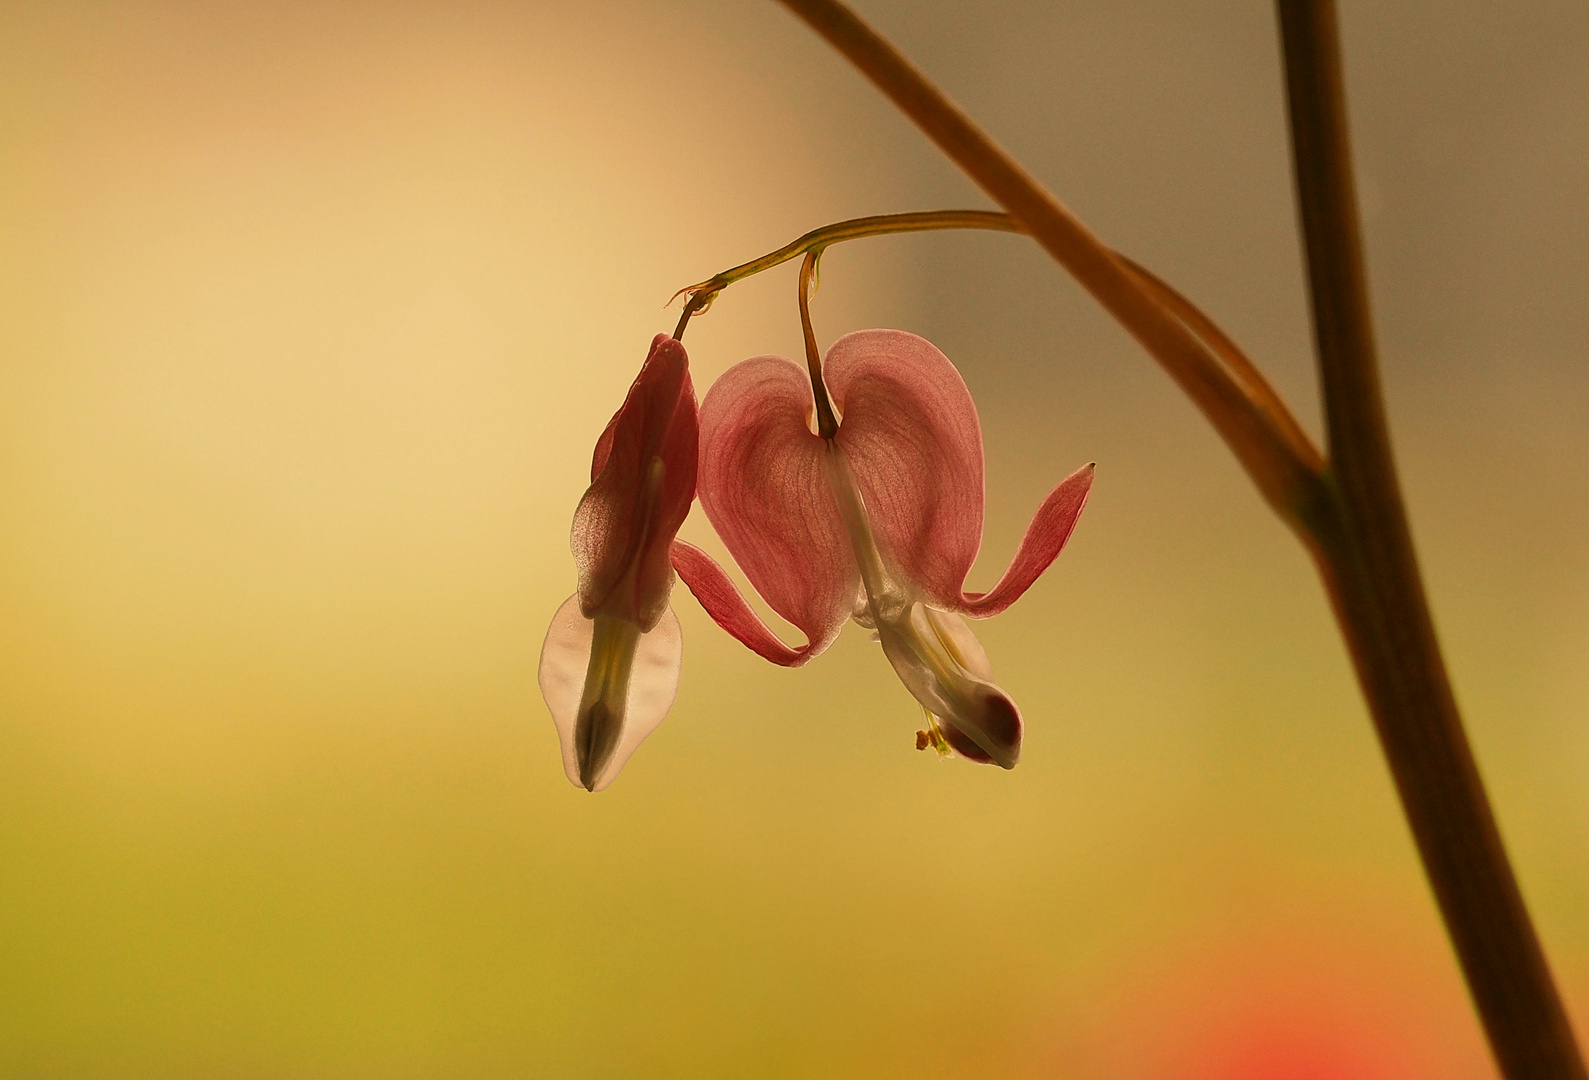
[674,208,1327,536]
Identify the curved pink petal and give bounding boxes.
[959,463,1094,617]
[671,541,820,666]
[695,356,856,660]
[572,334,698,630]
[823,329,986,611]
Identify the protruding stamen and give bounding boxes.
[820,440,1022,768]
[916,706,953,756]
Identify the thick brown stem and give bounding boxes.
[774,0,1585,1074]
[1276,2,1586,1076]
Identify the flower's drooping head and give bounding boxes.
[673,329,1092,768]
[539,334,698,791]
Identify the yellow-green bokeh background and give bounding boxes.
[2,2,1586,1076]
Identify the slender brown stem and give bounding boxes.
[798,250,840,438]
[776,0,1330,540]
[671,291,709,341]
[1275,2,1586,1076]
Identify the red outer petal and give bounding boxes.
[572,334,699,630]
[959,463,1094,617]
[694,356,856,660]
[671,542,818,666]
[589,411,622,483]
[824,330,986,611]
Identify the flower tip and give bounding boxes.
[539,597,684,796]
[938,686,1023,769]
[575,700,619,791]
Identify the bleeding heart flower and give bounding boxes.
[538,334,698,791]
[673,328,1092,768]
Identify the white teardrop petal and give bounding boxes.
[590,605,682,792]
[874,601,1019,768]
[536,594,683,792]
[538,593,596,788]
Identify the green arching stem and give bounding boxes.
[670,209,1022,313]
[675,209,1324,494]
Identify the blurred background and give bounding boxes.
[2,1,1586,1076]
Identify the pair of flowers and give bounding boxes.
[538,328,1093,791]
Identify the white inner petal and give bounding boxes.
[921,605,992,681]
[820,444,1017,767]
[597,605,682,791]
[821,445,908,621]
[538,594,594,788]
[537,594,683,791]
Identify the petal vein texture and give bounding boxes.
[572,333,698,630]
[694,356,857,660]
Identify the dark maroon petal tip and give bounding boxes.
[939,686,1023,768]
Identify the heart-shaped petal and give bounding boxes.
[694,356,858,660]
[824,329,985,612]
[825,330,1093,617]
